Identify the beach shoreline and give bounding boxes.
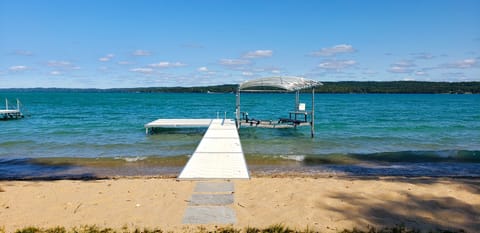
[1,175,479,233]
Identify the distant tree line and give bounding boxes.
[314,81,480,94]
[1,82,479,94]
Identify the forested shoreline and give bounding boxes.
[2,81,479,94]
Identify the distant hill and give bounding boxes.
[1,81,479,94]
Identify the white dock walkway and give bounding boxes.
[145,118,213,128]
[178,119,249,180]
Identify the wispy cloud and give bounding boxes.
[117,61,133,65]
[149,62,186,68]
[387,60,416,73]
[318,60,356,70]
[243,50,273,59]
[13,50,33,56]
[9,65,28,71]
[414,71,428,76]
[440,58,477,69]
[219,59,251,66]
[99,54,114,62]
[310,44,356,57]
[50,71,62,75]
[411,52,435,60]
[181,43,204,49]
[198,67,209,72]
[442,72,466,78]
[132,50,151,56]
[362,70,378,75]
[47,60,72,67]
[242,71,254,76]
[46,60,80,71]
[388,67,414,73]
[130,67,154,74]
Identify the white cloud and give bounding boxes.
[132,50,151,56]
[50,71,62,75]
[392,60,416,68]
[271,69,281,74]
[198,67,209,72]
[442,58,477,69]
[243,50,273,59]
[414,71,428,76]
[130,68,154,74]
[388,66,414,73]
[9,65,28,71]
[318,60,356,70]
[387,60,416,73]
[242,71,254,76]
[219,59,251,66]
[48,60,72,67]
[99,54,114,62]
[310,44,356,56]
[149,62,186,68]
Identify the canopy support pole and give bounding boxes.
[311,88,315,138]
[235,87,241,129]
[295,90,300,111]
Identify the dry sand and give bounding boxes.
[0,176,479,232]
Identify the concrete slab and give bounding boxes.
[189,194,233,206]
[194,182,234,193]
[182,206,236,224]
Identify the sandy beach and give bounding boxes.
[0,176,479,232]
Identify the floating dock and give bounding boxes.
[144,118,213,134]
[145,118,249,179]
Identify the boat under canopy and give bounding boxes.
[235,76,322,137]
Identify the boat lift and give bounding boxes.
[235,76,322,138]
[1,98,24,120]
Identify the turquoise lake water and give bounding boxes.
[1,92,479,178]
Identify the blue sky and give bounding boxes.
[1,0,479,88]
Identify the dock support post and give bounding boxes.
[311,88,315,138]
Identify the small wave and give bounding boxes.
[279,155,305,162]
[115,156,147,162]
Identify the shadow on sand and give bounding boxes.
[323,177,480,232]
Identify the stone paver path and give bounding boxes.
[182,181,236,224]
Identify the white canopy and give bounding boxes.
[239,76,322,92]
